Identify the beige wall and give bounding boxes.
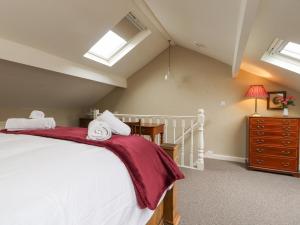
[0,107,82,127]
[96,46,300,158]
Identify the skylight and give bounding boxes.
[83,12,151,67]
[280,42,300,61]
[88,31,127,60]
[261,39,300,75]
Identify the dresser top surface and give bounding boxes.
[248,116,300,119]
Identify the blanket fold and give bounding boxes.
[1,127,184,210]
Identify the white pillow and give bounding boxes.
[97,110,131,136]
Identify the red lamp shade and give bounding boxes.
[245,85,268,99]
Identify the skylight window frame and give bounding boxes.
[83,12,151,67]
[88,44,127,62]
[261,38,300,75]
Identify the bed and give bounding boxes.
[0,128,182,225]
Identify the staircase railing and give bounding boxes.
[114,109,205,170]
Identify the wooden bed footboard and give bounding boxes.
[147,144,181,225]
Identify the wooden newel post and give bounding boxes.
[196,109,205,170]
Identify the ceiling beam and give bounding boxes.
[0,38,127,88]
[232,0,261,78]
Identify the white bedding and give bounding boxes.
[0,133,156,225]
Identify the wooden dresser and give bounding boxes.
[247,117,300,176]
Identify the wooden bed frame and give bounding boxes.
[147,143,181,225]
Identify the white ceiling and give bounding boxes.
[241,0,300,92]
[144,0,242,65]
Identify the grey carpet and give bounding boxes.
[177,159,300,225]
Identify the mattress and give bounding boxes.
[0,133,155,225]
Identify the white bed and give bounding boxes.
[0,133,156,225]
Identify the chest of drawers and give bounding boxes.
[247,117,300,176]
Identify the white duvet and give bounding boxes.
[0,133,155,225]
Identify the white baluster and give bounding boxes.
[128,117,132,122]
[164,119,168,143]
[173,119,177,144]
[122,117,125,122]
[156,118,161,143]
[149,118,153,124]
[190,120,194,167]
[181,119,185,166]
[196,109,205,170]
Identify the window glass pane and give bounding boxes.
[88,31,127,60]
[280,42,300,60]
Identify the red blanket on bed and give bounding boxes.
[1,127,184,210]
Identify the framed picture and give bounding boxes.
[267,91,286,110]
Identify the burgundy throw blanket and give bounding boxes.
[1,127,184,210]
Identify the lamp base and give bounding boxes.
[251,112,261,117]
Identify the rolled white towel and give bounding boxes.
[87,120,112,141]
[29,110,45,119]
[97,110,130,136]
[5,118,56,131]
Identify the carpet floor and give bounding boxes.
[177,159,300,225]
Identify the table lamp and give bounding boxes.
[245,85,268,117]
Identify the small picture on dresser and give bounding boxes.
[267,91,287,110]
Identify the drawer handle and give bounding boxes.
[281,162,290,167]
[256,159,264,164]
[256,125,265,128]
[281,141,291,145]
[256,139,265,144]
[256,131,265,135]
[281,150,291,156]
[256,148,264,153]
[282,133,291,136]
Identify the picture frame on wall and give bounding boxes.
[267,91,287,110]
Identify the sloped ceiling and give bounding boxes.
[0,0,266,109]
[241,0,300,92]
[144,0,242,65]
[0,0,169,108]
[0,59,114,108]
[0,0,168,80]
